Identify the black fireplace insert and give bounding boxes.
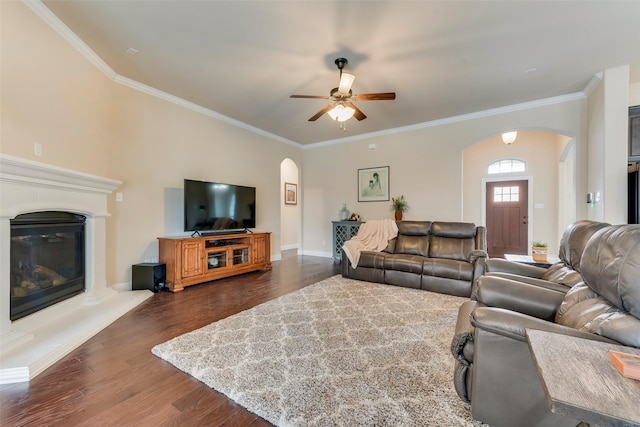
[10,211,86,321]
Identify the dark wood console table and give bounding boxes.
[526,329,640,426]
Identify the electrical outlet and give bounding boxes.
[34,142,42,156]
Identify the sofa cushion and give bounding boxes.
[429,222,477,261]
[580,224,640,318]
[384,254,424,274]
[397,221,431,236]
[395,235,429,257]
[431,221,477,239]
[540,263,583,288]
[382,238,396,253]
[557,220,610,272]
[555,224,640,347]
[556,283,640,347]
[423,258,473,281]
[357,251,387,269]
[429,237,474,261]
[393,221,431,257]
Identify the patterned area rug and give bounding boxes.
[152,275,486,426]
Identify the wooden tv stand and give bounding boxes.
[158,232,271,292]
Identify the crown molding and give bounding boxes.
[22,0,117,80]
[24,0,598,151]
[114,75,301,148]
[305,92,586,149]
[582,72,603,97]
[25,1,302,150]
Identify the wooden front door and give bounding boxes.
[486,180,528,258]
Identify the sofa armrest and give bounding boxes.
[341,249,349,276]
[469,250,488,283]
[468,249,488,264]
[451,300,484,365]
[485,258,547,278]
[474,275,565,321]
[484,272,573,294]
[471,306,618,344]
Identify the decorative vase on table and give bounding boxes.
[339,204,350,221]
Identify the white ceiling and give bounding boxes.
[41,0,640,146]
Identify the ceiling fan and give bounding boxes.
[290,58,396,124]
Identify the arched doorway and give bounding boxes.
[280,158,300,253]
[463,130,575,257]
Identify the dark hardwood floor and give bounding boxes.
[0,251,340,426]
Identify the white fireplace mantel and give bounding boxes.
[0,154,152,384]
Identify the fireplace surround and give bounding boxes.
[0,154,152,383]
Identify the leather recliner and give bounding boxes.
[451,224,640,427]
[472,220,610,297]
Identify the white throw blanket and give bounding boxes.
[342,219,399,268]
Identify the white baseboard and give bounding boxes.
[112,281,131,292]
[280,244,299,251]
[300,250,333,258]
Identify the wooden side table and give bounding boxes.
[525,329,640,426]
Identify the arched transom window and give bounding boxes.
[488,159,526,175]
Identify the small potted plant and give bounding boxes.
[531,240,548,262]
[391,195,408,220]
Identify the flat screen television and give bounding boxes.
[184,179,256,234]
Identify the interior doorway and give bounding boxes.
[280,158,300,253]
[485,179,529,257]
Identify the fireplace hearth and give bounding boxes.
[1,154,153,384]
[10,212,86,321]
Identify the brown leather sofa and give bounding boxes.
[450,224,640,427]
[341,221,487,297]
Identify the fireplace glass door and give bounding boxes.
[10,212,86,321]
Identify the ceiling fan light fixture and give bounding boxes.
[502,131,517,145]
[327,103,355,122]
[338,72,355,95]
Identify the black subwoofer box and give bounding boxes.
[132,263,166,292]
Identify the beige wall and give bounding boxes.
[2,2,302,286]
[1,1,113,176]
[107,84,301,284]
[463,131,567,255]
[302,128,463,257]
[302,100,589,256]
[631,82,640,106]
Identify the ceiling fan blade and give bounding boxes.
[309,104,333,121]
[345,102,367,121]
[290,95,330,99]
[352,92,396,101]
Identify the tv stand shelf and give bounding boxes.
[158,232,271,292]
